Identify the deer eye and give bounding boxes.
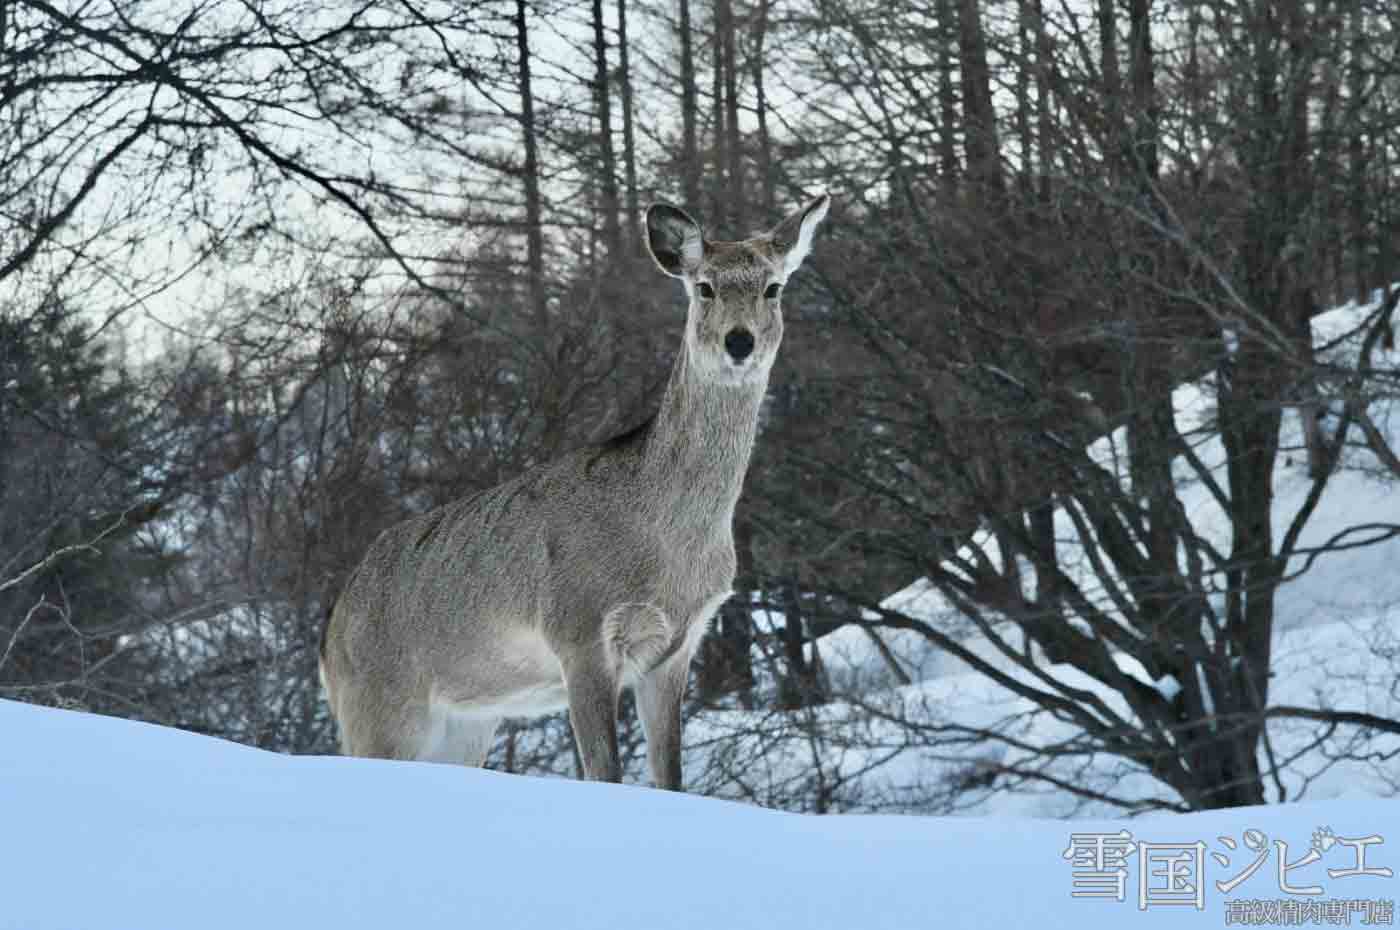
[697,282,715,300]
[764,283,781,300]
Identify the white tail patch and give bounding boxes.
[602,603,674,674]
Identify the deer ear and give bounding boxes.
[645,204,704,278]
[771,193,830,276]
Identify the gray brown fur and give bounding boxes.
[319,194,829,789]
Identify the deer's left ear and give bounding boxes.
[770,194,830,276]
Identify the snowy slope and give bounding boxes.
[2,697,1397,930]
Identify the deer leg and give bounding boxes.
[636,652,689,791]
[562,654,622,782]
[341,698,430,761]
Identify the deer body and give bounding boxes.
[320,195,829,788]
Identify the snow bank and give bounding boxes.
[3,698,1397,929]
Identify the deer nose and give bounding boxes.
[724,328,755,362]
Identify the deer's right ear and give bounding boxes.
[645,204,704,278]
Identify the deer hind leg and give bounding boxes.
[636,651,689,791]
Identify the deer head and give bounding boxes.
[645,195,830,385]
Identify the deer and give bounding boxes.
[319,194,830,789]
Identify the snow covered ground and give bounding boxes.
[2,697,1396,929]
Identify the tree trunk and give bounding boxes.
[1215,349,1282,810]
[710,0,729,226]
[777,580,826,709]
[1346,1,1367,302]
[618,0,641,252]
[1097,0,1123,179]
[680,0,701,214]
[721,0,743,230]
[750,0,774,220]
[515,0,547,329]
[1123,0,1174,557]
[957,0,1003,193]
[1032,0,1052,198]
[1015,0,1034,196]
[591,0,622,258]
[1127,0,1157,182]
[1185,0,1202,163]
[1201,0,1314,809]
[937,0,959,180]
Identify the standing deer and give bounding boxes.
[320,194,829,788]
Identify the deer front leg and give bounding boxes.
[563,652,622,783]
[636,652,689,791]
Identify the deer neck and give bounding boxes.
[637,341,767,536]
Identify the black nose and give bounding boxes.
[724,328,755,362]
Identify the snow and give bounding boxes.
[2,696,1397,929]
